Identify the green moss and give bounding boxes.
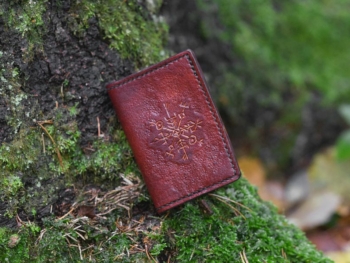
[1,176,23,197]
[68,0,169,67]
[73,136,138,181]
[163,178,332,262]
[41,111,138,183]
[0,227,31,263]
[0,53,28,137]
[0,52,139,215]
[0,0,48,58]
[0,49,42,174]
[0,102,139,217]
[0,130,40,172]
[0,61,46,215]
[0,215,157,262]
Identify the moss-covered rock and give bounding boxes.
[0,0,332,262]
[164,178,331,262]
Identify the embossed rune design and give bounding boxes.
[149,103,204,161]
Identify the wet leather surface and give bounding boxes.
[107,50,241,213]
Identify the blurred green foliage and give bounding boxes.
[336,104,350,160]
[197,0,350,170]
[199,0,350,106]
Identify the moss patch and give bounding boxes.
[0,226,31,263]
[164,178,332,262]
[69,0,169,67]
[0,0,48,58]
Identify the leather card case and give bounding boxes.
[106,50,241,213]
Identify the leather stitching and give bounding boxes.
[185,54,236,174]
[107,53,237,212]
[106,56,186,91]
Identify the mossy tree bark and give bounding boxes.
[0,0,332,262]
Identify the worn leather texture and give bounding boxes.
[106,50,241,213]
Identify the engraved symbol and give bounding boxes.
[150,103,204,161]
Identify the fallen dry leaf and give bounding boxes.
[287,190,341,230]
[238,156,285,210]
[238,156,266,188]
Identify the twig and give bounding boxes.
[41,133,45,153]
[74,230,86,241]
[189,248,195,261]
[209,193,252,211]
[240,250,249,263]
[120,174,133,185]
[56,206,76,221]
[35,228,47,245]
[37,120,63,167]
[78,243,83,261]
[212,195,246,220]
[282,248,287,259]
[61,83,64,98]
[243,249,249,263]
[81,245,94,252]
[73,225,83,231]
[97,117,104,138]
[97,117,100,137]
[68,246,73,262]
[145,244,151,261]
[96,206,121,217]
[64,233,79,243]
[240,252,245,263]
[16,214,25,227]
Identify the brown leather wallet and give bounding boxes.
[106,50,241,213]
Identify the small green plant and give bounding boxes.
[68,105,78,116]
[31,208,37,217]
[62,79,69,87]
[27,222,41,235]
[150,243,167,257]
[0,175,24,218]
[1,176,23,197]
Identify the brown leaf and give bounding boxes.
[75,205,96,219]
